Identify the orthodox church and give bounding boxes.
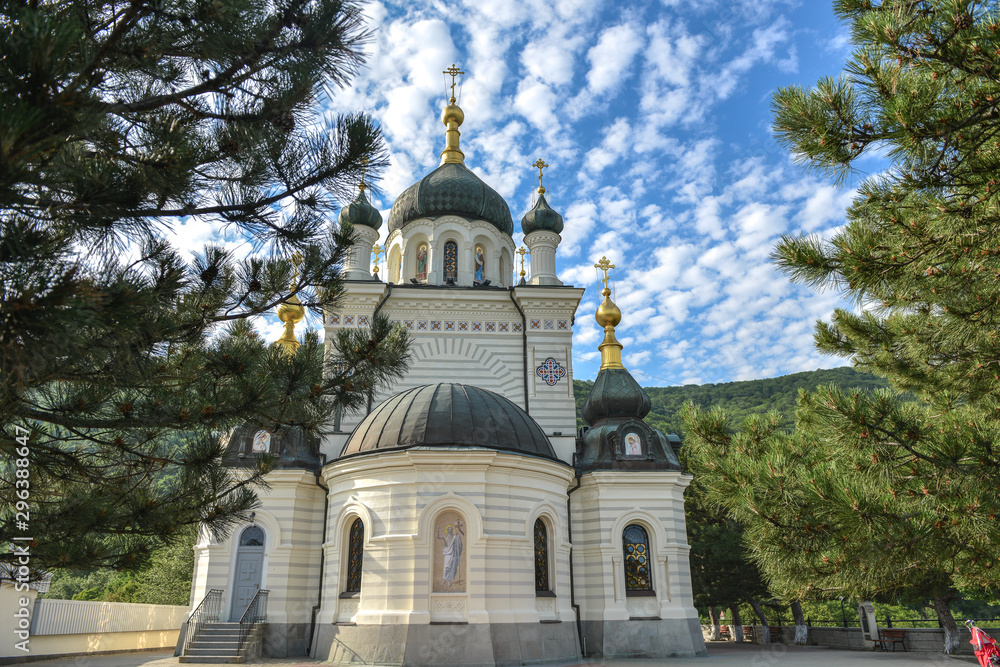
[185,70,706,665]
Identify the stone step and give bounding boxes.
[178,657,244,664]
[185,647,242,657]
[190,640,242,649]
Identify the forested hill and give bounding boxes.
[573,366,889,438]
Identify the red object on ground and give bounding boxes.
[970,623,1000,667]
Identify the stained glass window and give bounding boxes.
[240,526,264,547]
[345,518,364,593]
[623,524,651,592]
[534,518,549,592]
[444,241,458,280]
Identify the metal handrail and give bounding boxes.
[182,589,223,655]
[238,589,269,651]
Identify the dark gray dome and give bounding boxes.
[581,368,651,426]
[340,383,556,460]
[386,163,514,236]
[521,193,564,235]
[338,187,382,230]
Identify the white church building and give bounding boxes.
[183,80,706,665]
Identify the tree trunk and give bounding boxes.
[933,596,960,654]
[708,606,721,641]
[747,596,770,644]
[730,605,745,642]
[790,600,808,645]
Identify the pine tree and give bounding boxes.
[684,1,1000,653]
[0,0,409,573]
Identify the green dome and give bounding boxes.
[338,187,382,230]
[387,162,513,236]
[520,193,564,235]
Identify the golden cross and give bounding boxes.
[517,246,529,278]
[444,64,464,102]
[595,256,615,289]
[359,157,369,191]
[532,158,548,193]
[372,244,384,275]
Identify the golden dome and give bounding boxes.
[595,287,621,328]
[441,102,464,127]
[275,292,305,355]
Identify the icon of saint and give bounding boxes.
[436,521,464,588]
[625,433,641,456]
[416,244,428,281]
[475,246,485,284]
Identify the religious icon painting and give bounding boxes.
[474,244,485,284]
[433,510,466,592]
[624,432,642,457]
[251,430,271,454]
[416,242,429,281]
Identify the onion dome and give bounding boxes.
[340,383,557,460]
[581,368,651,425]
[387,162,514,235]
[338,184,382,230]
[521,193,564,235]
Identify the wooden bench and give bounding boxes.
[719,626,731,640]
[768,626,783,643]
[874,628,906,652]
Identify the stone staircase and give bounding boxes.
[178,622,264,664]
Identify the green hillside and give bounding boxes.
[573,366,890,438]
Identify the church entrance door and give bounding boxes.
[230,526,265,620]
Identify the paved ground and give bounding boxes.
[16,642,981,667]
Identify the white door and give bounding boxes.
[230,526,265,620]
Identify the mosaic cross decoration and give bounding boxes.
[535,357,566,386]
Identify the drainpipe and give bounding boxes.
[508,287,529,413]
[307,457,329,656]
[566,473,584,656]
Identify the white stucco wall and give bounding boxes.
[190,469,325,624]
[571,470,698,623]
[316,449,575,627]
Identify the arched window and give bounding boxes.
[444,241,458,281]
[240,525,265,546]
[500,251,511,287]
[534,518,549,593]
[345,518,364,593]
[623,524,652,593]
[388,247,401,284]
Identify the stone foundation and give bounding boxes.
[312,621,581,666]
[261,622,311,657]
[581,617,706,659]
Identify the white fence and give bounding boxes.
[30,598,188,635]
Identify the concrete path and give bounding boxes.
[16,642,980,667]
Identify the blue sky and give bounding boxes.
[172,0,868,386]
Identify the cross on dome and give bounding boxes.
[532,158,549,194]
[443,64,464,103]
[595,256,615,290]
